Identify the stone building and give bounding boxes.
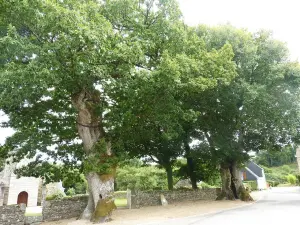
[0,161,65,207]
[0,162,42,207]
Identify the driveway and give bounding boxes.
[140,187,300,225]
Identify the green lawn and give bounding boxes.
[114,198,127,207]
[25,212,43,217]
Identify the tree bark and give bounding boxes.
[72,89,116,222]
[230,161,253,201]
[216,164,235,200]
[165,164,173,190]
[184,140,198,189]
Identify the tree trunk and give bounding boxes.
[72,89,116,223]
[216,164,235,200]
[184,140,198,189]
[230,161,253,201]
[165,164,173,190]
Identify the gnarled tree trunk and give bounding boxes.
[72,89,116,223]
[217,164,235,200]
[230,161,253,201]
[217,162,253,201]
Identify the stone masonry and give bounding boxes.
[42,195,88,222]
[0,204,26,225]
[131,188,221,209]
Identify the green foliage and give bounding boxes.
[174,149,220,186]
[286,174,297,185]
[198,182,217,189]
[267,180,280,187]
[263,163,299,184]
[243,181,258,191]
[46,191,65,201]
[255,147,297,167]
[194,25,300,170]
[116,165,167,191]
[282,165,292,173]
[63,172,87,195]
[66,188,76,197]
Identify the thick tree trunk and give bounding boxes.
[184,140,198,189]
[216,165,235,200]
[72,89,116,223]
[230,161,253,201]
[165,164,173,190]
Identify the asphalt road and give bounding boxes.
[141,187,300,225]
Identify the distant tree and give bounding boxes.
[116,165,167,191]
[255,147,297,167]
[195,25,300,201]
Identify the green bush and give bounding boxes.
[296,175,300,185]
[282,165,292,173]
[198,182,216,189]
[267,180,280,187]
[46,191,65,200]
[261,166,272,174]
[66,188,76,196]
[243,181,257,191]
[286,174,297,185]
[116,165,167,191]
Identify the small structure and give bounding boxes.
[0,162,42,207]
[0,161,64,207]
[240,161,267,190]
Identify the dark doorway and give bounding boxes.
[17,191,28,206]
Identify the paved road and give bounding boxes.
[141,187,300,225]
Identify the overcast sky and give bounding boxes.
[178,0,300,60]
[1,0,299,144]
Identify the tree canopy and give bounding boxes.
[1,1,300,219]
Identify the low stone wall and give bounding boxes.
[42,195,88,222]
[0,204,26,225]
[25,215,43,225]
[131,188,221,209]
[42,189,220,220]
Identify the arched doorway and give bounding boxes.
[17,191,28,206]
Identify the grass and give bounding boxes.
[25,212,42,217]
[114,198,127,207]
[277,183,294,187]
[263,163,299,185]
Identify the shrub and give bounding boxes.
[46,191,65,200]
[282,165,292,173]
[261,166,272,174]
[286,174,297,185]
[66,188,76,196]
[198,182,216,189]
[267,180,280,187]
[116,165,167,191]
[243,181,257,191]
[296,175,300,185]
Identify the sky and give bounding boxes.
[1,0,300,144]
[178,0,300,61]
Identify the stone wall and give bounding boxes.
[131,188,221,209]
[42,195,88,222]
[42,189,220,221]
[0,204,26,225]
[3,186,9,205]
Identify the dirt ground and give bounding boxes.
[42,191,263,225]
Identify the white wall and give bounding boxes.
[257,168,267,190]
[7,174,40,207]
